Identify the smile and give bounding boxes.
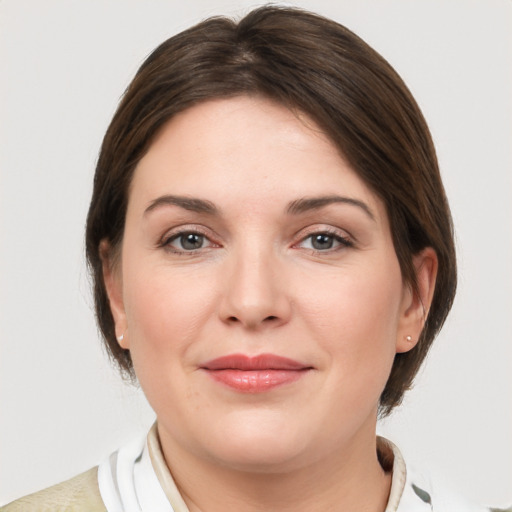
[200,353,313,392]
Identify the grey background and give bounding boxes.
[1,0,511,506]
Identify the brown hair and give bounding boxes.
[85,5,456,416]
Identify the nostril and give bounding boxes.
[224,314,281,325]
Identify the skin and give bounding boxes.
[102,96,437,511]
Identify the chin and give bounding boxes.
[201,411,313,472]
[212,441,308,474]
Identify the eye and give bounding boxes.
[298,232,352,252]
[164,231,213,252]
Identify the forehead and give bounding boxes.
[130,96,384,220]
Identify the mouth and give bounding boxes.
[200,353,313,393]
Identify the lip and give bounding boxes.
[200,353,312,393]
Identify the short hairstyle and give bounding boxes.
[86,5,456,416]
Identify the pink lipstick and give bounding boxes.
[200,354,312,392]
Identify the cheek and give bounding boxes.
[122,263,217,366]
[301,262,403,386]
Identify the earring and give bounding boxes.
[405,335,413,342]
[117,334,124,342]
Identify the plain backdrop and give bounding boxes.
[1,0,511,507]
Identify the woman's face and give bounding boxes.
[105,96,428,472]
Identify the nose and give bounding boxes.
[218,245,292,330]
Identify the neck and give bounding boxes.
[157,423,392,512]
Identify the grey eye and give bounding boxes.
[163,229,216,254]
[178,233,205,250]
[297,232,352,252]
[311,234,334,250]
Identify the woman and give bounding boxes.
[1,6,508,512]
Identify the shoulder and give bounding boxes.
[0,467,106,512]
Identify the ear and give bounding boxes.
[396,247,438,354]
[99,239,129,349]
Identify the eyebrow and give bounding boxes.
[144,195,218,216]
[286,195,376,221]
[143,194,375,221]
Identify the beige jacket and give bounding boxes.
[1,467,105,512]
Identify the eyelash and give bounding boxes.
[159,227,354,255]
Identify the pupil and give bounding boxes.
[181,233,203,250]
[312,234,333,250]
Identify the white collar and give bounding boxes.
[97,424,179,512]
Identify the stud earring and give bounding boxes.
[405,335,413,342]
[117,334,124,342]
